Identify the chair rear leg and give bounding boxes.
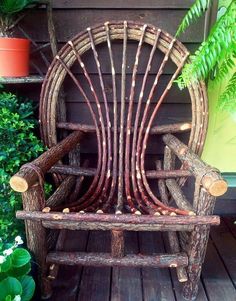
[22,184,52,299]
[182,225,210,300]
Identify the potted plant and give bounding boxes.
[176,0,236,184]
[0,0,39,77]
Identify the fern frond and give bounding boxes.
[214,48,236,83]
[218,72,236,111]
[176,0,213,37]
[177,1,236,89]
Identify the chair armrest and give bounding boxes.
[10,131,83,193]
[162,134,227,197]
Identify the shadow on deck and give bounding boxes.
[40,217,236,301]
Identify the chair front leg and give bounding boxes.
[22,183,52,299]
[182,224,210,300]
[183,185,216,300]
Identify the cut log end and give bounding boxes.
[42,207,51,213]
[180,123,191,131]
[10,175,28,192]
[208,179,228,197]
[178,276,188,283]
[62,208,70,213]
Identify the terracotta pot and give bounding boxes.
[0,37,30,77]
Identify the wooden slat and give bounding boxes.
[0,75,44,84]
[210,219,236,287]
[223,217,236,239]
[62,75,191,104]
[111,232,142,301]
[48,230,88,301]
[162,233,209,301]
[139,232,176,301]
[201,238,236,301]
[77,231,111,301]
[20,10,204,43]
[52,0,196,9]
[27,42,200,76]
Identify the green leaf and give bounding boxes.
[11,249,31,268]
[18,276,35,301]
[177,1,236,87]
[7,262,31,278]
[0,0,39,15]
[0,277,22,301]
[0,256,11,273]
[218,72,236,111]
[176,0,213,36]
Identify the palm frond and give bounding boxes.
[0,0,38,15]
[176,0,213,37]
[177,1,236,89]
[218,72,236,111]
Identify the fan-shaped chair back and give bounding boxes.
[40,21,208,215]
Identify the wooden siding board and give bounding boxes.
[21,10,204,43]
[62,75,191,104]
[52,0,196,9]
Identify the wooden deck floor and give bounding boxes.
[46,217,236,301]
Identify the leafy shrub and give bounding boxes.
[0,91,44,242]
[0,236,35,301]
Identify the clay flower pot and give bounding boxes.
[0,37,30,77]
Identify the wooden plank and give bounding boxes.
[210,219,236,287]
[201,238,236,301]
[67,103,191,125]
[20,10,204,43]
[223,217,236,239]
[214,199,236,215]
[27,42,200,75]
[139,232,175,301]
[111,231,143,301]
[77,231,111,301]
[62,74,191,104]
[48,230,88,301]
[52,0,196,9]
[162,233,208,301]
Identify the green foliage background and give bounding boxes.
[0,91,44,242]
[176,0,236,111]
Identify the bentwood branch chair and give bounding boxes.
[10,21,227,300]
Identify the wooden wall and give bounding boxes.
[12,0,235,213]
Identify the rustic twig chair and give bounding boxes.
[10,21,227,300]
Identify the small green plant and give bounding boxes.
[0,0,39,37]
[0,236,35,301]
[0,91,44,242]
[176,0,236,111]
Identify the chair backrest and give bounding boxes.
[40,21,208,213]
